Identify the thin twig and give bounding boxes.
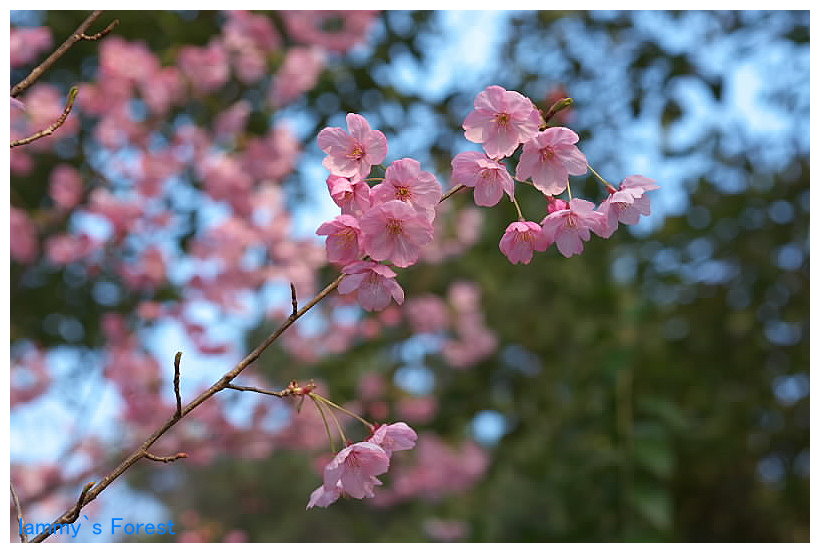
[440,184,466,203]
[144,452,188,463]
[10,482,27,543]
[78,19,119,41]
[11,11,118,97]
[225,383,286,397]
[290,283,298,317]
[10,87,79,148]
[173,352,183,420]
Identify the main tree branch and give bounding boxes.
[31,181,468,542]
[10,11,119,98]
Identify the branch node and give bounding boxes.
[144,452,188,463]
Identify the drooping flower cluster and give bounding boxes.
[316,114,441,311]
[454,85,661,263]
[307,422,418,508]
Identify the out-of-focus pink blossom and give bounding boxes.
[451,151,514,207]
[515,127,587,196]
[283,11,378,53]
[338,260,405,312]
[223,10,280,52]
[45,233,97,265]
[10,26,53,67]
[318,113,387,179]
[241,126,301,183]
[499,221,551,264]
[49,165,84,210]
[10,97,25,110]
[397,396,438,424]
[360,200,434,268]
[404,294,449,334]
[424,519,468,542]
[596,175,661,238]
[371,158,442,216]
[463,85,541,159]
[10,208,38,264]
[316,214,364,266]
[541,198,606,258]
[178,40,230,93]
[214,100,251,140]
[269,46,325,107]
[368,422,418,455]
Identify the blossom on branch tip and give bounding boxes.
[371,158,442,216]
[316,215,364,266]
[516,127,588,196]
[596,175,661,238]
[463,85,541,159]
[318,113,387,179]
[368,422,418,455]
[339,261,405,312]
[451,151,514,207]
[360,200,434,268]
[541,198,606,258]
[322,441,390,499]
[499,221,551,264]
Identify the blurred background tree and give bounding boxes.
[10,10,808,542]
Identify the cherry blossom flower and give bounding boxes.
[359,200,434,268]
[499,221,551,264]
[322,441,390,499]
[451,151,514,207]
[317,113,387,179]
[326,175,371,216]
[339,261,405,312]
[541,198,606,258]
[10,208,38,264]
[596,175,661,238]
[463,85,541,159]
[516,127,588,196]
[368,422,418,455]
[371,158,442,216]
[316,215,364,266]
[10,26,53,68]
[307,481,342,509]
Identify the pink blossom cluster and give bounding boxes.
[316,113,443,311]
[454,85,660,262]
[307,422,418,508]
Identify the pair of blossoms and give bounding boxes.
[307,422,417,508]
[315,86,659,312]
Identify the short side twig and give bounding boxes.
[10,482,27,543]
[144,452,188,463]
[10,87,78,148]
[11,11,118,97]
[290,283,298,318]
[78,19,119,41]
[173,352,183,420]
[440,184,466,203]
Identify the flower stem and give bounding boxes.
[312,393,375,431]
[310,395,337,454]
[587,164,616,193]
[510,195,526,222]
